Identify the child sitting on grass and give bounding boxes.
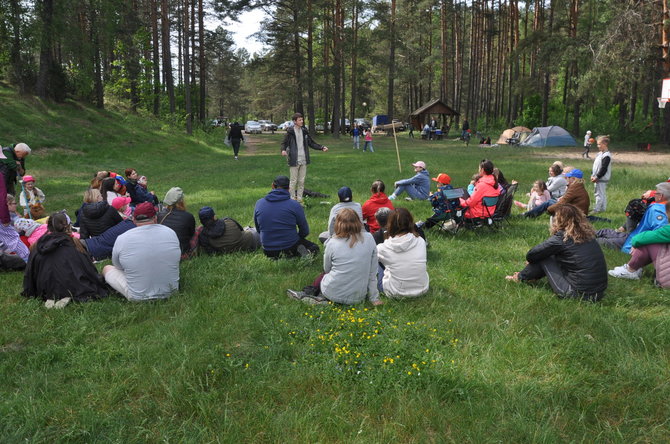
[514,180,551,210]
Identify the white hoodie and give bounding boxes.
[377,233,429,298]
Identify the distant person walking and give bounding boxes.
[408,124,414,138]
[591,136,612,213]
[582,130,592,159]
[227,122,244,160]
[281,113,329,202]
[363,128,374,152]
[461,118,470,140]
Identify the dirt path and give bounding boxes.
[536,149,670,166]
[242,135,262,155]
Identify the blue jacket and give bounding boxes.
[396,170,430,200]
[85,220,136,260]
[254,189,310,251]
[126,180,156,205]
[622,202,668,253]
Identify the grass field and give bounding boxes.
[1,87,669,442]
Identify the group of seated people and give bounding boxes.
[1,156,669,309]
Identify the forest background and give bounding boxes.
[1,0,670,141]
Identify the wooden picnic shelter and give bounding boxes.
[409,99,460,134]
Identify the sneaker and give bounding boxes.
[234,156,238,160]
[405,197,413,201]
[54,297,71,309]
[608,264,642,280]
[415,220,425,228]
[296,244,310,257]
[287,289,306,300]
[44,299,55,309]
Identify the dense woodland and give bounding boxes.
[1,0,669,141]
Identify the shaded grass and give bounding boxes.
[1,86,670,442]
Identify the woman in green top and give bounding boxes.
[608,201,670,287]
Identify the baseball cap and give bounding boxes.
[338,186,352,202]
[134,202,156,221]
[564,169,584,179]
[412,161,426,169]
[431,173,451,185]
[111,196,131,210]
[198,206,216,224]
[22,175,35,183]
[273,175,290,189]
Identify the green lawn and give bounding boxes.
[1,87,669,442]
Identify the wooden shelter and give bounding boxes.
[409,99,460,133]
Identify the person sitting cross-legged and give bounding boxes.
[362,180,394,233]
[506,204,608,302]
[287,208,382,306]
[195,206,260,255]
[376,208,429,299]
[102,202,181,301]
[608,200,670,287]
[318,186,363,243]
[254,175,319,259]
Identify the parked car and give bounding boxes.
[244,120,262,134]
[327,118,351,132]
[278,120,294,130]
[258,120,277,131]
[353,118,371,130]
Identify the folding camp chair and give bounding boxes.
[493,182,518,226]
[463,195,499,231]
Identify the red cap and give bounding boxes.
[134,202,156,220]
[432,173,451,185]
[111,196,131,210]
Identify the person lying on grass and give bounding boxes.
[194,206,260,255]
[506,204,608,302]
[608,200,670,288]
[377,208,429,299]
[287,208,382,306]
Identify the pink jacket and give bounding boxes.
[461,174,501,218]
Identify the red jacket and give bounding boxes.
[461,174,501,218]
[362,193,394,232]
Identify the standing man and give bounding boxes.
[0,143,31,196]
[227,122,244,160]
[102,202,181,301]
[254,175,319,258]
[281,113,328,202]
[590,135,612,213]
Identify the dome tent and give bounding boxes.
[520,126,577,147]
[496,126,532,144]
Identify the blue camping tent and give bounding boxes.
[520,126,577,147]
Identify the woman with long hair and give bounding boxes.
[23,212,108,306]
[506,204,607,301]
[376,208,429,298]
[460,159,501,219]
[287,208,381,305]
